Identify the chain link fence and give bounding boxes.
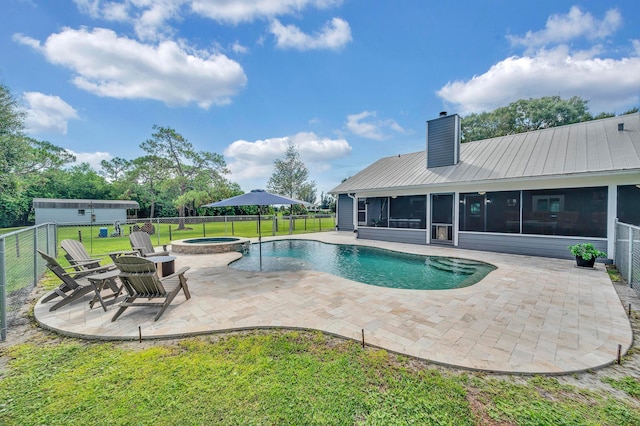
[615,220,640,297]
[1,223,57,341]
[1,215,334,340]
[56,214,336,256]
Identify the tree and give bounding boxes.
[100,157,132,182]
[319,192,336,211]
[39,164,112,200]
[0,83,74,226]
[140,125,229,228]
[123,156,168,218]
[267,143,317,211]
[461,96,594,142]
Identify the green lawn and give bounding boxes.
[1,331,639,425]
[3,219,640,424]
[57,215,335,257]
[2,216,334,297]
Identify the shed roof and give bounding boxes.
[33,198,140,209]
[330,113,640,193]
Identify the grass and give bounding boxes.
[57,215,335,257]
[602,376,640,399]
[1,331,639,425]
[3,218,640,424]
[1,215,334,294]
[606,265,622,282]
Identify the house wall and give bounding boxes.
[457,232,608,260]
[336,194,354,231]
[35,208,128,225]
[334,176,639,259]
[357,227,427,245]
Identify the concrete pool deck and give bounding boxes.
[34,232,633,374]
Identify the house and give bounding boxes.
[330,113,640,260]
[34,198,139,225]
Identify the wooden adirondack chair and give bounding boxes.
[112,256,191,322]
[60,239,116,277]
[129,231,170,257]
[38,249,117,311]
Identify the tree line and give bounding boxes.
[0,83,322,228]
[460,96,638,142]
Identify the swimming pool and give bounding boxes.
[230,240,496,290]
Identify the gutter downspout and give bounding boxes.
[347,193,358,235]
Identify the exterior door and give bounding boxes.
[431,193,454,243]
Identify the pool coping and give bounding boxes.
[171,236,250,254]
[34,232,633,375]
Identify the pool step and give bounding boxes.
[429,258,477,275]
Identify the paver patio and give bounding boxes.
[34,232,633,374]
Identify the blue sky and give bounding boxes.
[1,1,639,199]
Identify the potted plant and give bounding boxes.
[568,243,607,268]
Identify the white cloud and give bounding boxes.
[101,2,130,21]
[270,17,351,50]
[224,132,351,191]
[437,7,640,115]
[74,0,183,40]
[12,33,40,49]
[73,1,344,39]
[231,41,248,54]
[133,0,184,41]
[22,92,79,135]
[73,0,103,18]
[438,46,640,115]
[67,149,113,170]
[346,111,406,140]
[15,27,247,108]
[191,0,343,24]
[507,6,621,50]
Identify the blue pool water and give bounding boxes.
[184,237,241,244]
[230,240,496,290]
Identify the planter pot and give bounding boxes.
[575,256,596,268]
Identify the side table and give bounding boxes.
[86,269,124,311]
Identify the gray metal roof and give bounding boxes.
[33,198,140,209]
[330,113,640,193]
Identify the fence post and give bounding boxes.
[54,223,58,256]
[0,237,6,341]
[629,226,634,287]
[156,217,161,246]
[203,221,206,237]
[33,226,38,291]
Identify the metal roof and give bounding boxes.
[330,113,640,193]
[33,198,140,209]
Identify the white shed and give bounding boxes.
[34,198,140,225]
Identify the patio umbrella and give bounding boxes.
[202,189,309,269]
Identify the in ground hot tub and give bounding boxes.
[171,237,250,254]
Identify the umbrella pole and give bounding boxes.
[258,211,262,270]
